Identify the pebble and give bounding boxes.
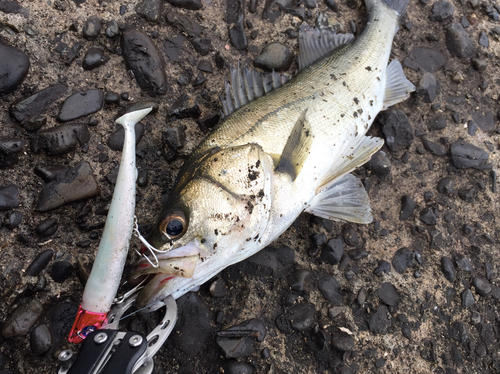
[162,125,186,160]
[428,116,446,131]
[312,233,327,247]
[190,37,211,56]
[168,93,201,120]
[462,289,474,308]
[377,110,414,152]
[107,123,144,151]
[368,150,392,175]
[288,302,316,331]
[400,195,415,221]
[0,0,29,17]
[321,238,343,265]
[31,123,90,156]
[58,90,104,122]
[472,277,491,296]
[417,72,437,103]
[30,324,52,355]
[163,35,186,61]
[0,184,19,211]
[450,322,467,343]
[1,300,43,338]
[23,116,47,132]
[82,15,101,39]
[429,0,454,22]
[408,47,446,73]
[471,111,495,132]
[456,257,472,271]
[35,161,100,212]
[369,305,391,334]
[420,207,438,225]
[82,47,107,70]
[450,140,491,170]
[217,318,266,357]
[437,177,454,195]
[348,249,368,260]
[5,210,22,228]
[332,333,354,351]
[104,91,120,104]
[26,249,54,276]
[392,247,413,273]
[458,187,475,203]
[441,257,455,282]
[478,31,489,48]
[378,282,400,306]
[167,0,202,10]
[170,293,211,356]
[135,0,162,23]
[50,261,73,283]
[471,58,487,71]
[105,20,120,38]
[34,165,67,182]
[374,260,391,276]
[9,84,67,123]
[402,324,412,340]
[0,40,30,95]
[229,22,247,50]
[122,30,168,96]
[254,42,294,71]
[224,360,254,374]
[241,245,294,277]
[166,11,202,37]
[36,217,58,237]
[197,60,212,73]
[290,269,312,292]
[342,225,359,247]
[0,138,25,168]
[317,275,343,305]
[66,43,81,65]
[445,23,475,59]
[421,137,447,156]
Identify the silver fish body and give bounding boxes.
[132,0,415,309]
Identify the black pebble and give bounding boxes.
[377,110,414,152]
[472,277,491,296]
[421,137,447,156]
[392,247,413,273]
[82,15,102,39]
[441,257,455,282]
[104,91,120,104]
[0,184,19,211]
[167,0,203,10]
[0,40,30,95]
[369,305,391,334]
[332,333,354,351]
[137,169,148,187]
[420,207,437,225]
[31,123,90,156]
[50,261,74,283]
[437,177,454,195]
[168,93,201,120]
[367,150,391,175]
[107,123,144,151]
[82,47,107,70]
[400,195,415,221]
[450,140,491,170]
[135,0,162,23]
[26,249,54,276]
[317,275,343,305]
[478,31,489,48]
[321,238,343,265]
[30,324,52,355]
[445,23,475,59]
[378,282,400,306]
[374,260,391,276]
[462,289,474,308]
[254,42,295,72]
[35,218,56,237]
[290,269,312,292]
[429,0,454,22]
[224,360,254,374]
[105,20,120,38]
[23,115,47,132]
[428,116,446,130]
[58,90,104,122]
[342,225,359,247]
[417,72,437,103]
[325,0,338,12]
[119,5,127,14]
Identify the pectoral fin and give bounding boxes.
[383,60,415,110]
[306,173,373,224]
[275,109,313,181]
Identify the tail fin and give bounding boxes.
[382,0,410,17]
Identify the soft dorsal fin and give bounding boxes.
[220,64,290,118]
[383,60,416,110]
[275,109,312,181]
[298,25,354,72]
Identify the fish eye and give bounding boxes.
[159,211,187,240]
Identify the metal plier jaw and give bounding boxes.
[58,294,177,374]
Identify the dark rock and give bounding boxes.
[4,210,22,228]
[217,318,265,357]
[197,60,212,73]
[420,207,437,225]
[367,150,391,175]
[290,270,312,292]
[107,123,144,151]
[35,161,100,212]
[254,42,294,71]
[119,5,127,14]
[224,360,254,374]
[417,72,438,103]
[1,300,43,338]
[421,137,447,156]
[450,322,468,343]
[472,277,491,296]
[288,302,316,331]
[0,138,25,169]
[167,0,202,10]
[348,249,368,260]
[441,257,455,282]
[0,40,30,95]
[135,0,162,23]
[165,11,202,37]
[377,110,414,152]
[30,324,52,355]
[437,177,454,195]
[317,275,343,305]
[49,302,78,341]
[82,15,101,39]
[66,43,82,65]
[31,123,90,156]
[197,114,220,132]
[428,116,446,131]
[312,233,327,247]
[164,35,186,62]
[105,20,120,38]
[400,195,415,221]
[342,225,359,247]
[378,282,400,306]
[82,47,107,70]
[450,140,491,170]
[321,238,343,265]
[26,250,54,276]
[9,85,67,123]
[462,289,474,308]
[168,93,201,120]
[392,247,413,273]
[0,0,29,17]
[445,23,475,59]
[0,184,19,211]
[34,165,68,182]
[104,91,120,104]
[36,217,58,237]
[50,261,73,283]
[471,111,495,132]
[229,22,247,50]
[369,305,391,334]
[471,58,487,71]
[374,260,391,276]
[122,30,167,96]
[23,115,47,132]
[455,256,472,271]
[325,0,338,11]
[58,89,104,122]
[429,1,454,22]
[409,47,446,73]
[162,125,186,160]
[478,31,489,48]
[458,187,475,203]
[332,333,354,351]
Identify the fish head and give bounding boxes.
[131,143,274,309]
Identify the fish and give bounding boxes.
[131,0,415,310]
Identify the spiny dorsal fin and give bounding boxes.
[275,109,312,181]
[383,60,416,110]
[220,64,290,118]
[298,24,354,72]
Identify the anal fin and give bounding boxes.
[276,109,312,181]
[383,60,415,110]
[306,173,373,224]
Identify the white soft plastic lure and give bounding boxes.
[68,107,152,343]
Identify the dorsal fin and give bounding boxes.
[220,64,290,118]
[298,25,354,72]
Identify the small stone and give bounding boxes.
[23,116,47,133]
[441,257,455,282]
[167,0,202,10]
[450,140,491,170]
[429,1,454,22]
[217,319,265,358]
[104,91,120,104]
[367,150,391,175]
[471,58,487,71]
[30,324,52,355]
[287,302,316,331]
[374,260,391,276]
[31,123,90,156]
[50,261,73,283]
[462,289,474,308]
[392,247,413,273]
[445,23,475,59]
[402,324,412,339]
[369,305,391,334]
[290,270,312,292]
[420,207,438,225]
[105,20,120,38]
[254,42,294,72]
[1,300,43,338]
[417,73,438,103]
[36,217,58,237]
[428,116,446,131]
[26,250,54,277]
[0,0,29,17]
[224,360,254,374]
[0,138,25,169]
[437,177,454,195]
[107,123,144,151]
[5,210,22,228]
[321,238,343,265]
[166,11,202,37]
[408,47,446,73]
[168,93,201,120]
[58,90,104,122]
[317,275,343,305]
[478,31,489,48]
[472,277,491,296]
[135,0,162,23]
[82,15,101,39]
[332,333,354,352]
[421,137,447,156]
[400,195,415,221]
[342,225,359,247]
[197,60,212,73]
[378,282,400,306]
[0,184,19,211]
[9,84,67,123]
[0,40,30,95]
[377,110,414,152]
[348,249,368,260]
[82,47,107,70]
